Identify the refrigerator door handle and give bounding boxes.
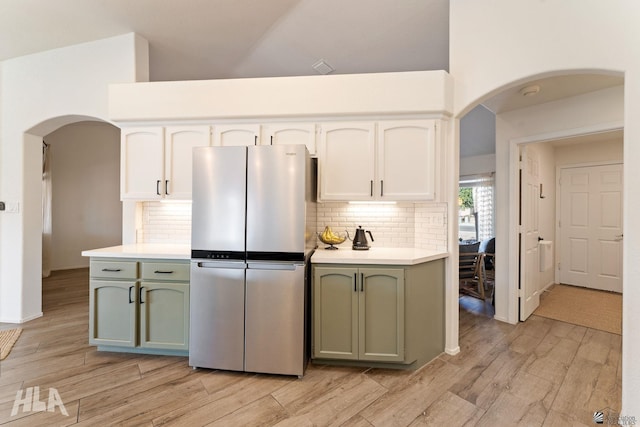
[247,262,301,271]
[195,261,247,269]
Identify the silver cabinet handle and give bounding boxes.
[102,268,121,272]
[165,180,170,196]
[156,180,161,195]
[154,270,174,274]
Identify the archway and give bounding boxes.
[454,70,624,325]
[22,115,120,317]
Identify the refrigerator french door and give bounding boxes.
[190,144,311,377]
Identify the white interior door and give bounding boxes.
[520,146,541,321]
[559,164,623,292]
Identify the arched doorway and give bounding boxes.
[455,71,624,324]
[22,115,121,316]
[42,121,122,278]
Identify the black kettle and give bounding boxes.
[348,226,374,250]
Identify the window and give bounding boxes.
[459,174,495,242]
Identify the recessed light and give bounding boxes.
[519,85,540,97]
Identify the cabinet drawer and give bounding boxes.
[90,260,138,280]
[141,262,190,282]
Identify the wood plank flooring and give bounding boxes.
[0,269,622,426]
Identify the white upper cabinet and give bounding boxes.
[318,119,438,202]
[164,126,212,199]
[121,127,165,200]
[213,124,260,146]
[261,123,317,155]
[377,120,436,201]
[318,122,376,201]
[121,125,211,200]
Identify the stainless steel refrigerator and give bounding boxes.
[189,144,316,377]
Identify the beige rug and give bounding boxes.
[0,328,22,360]
[534,284,622,335]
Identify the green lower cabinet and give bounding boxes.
[359,268,405,362]
[88,258,190,355]
[313,266,405,362]
[89,279,137,347]
[312,259,444,369]
[139,282,189,351]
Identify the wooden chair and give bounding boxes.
[459,243,485,299]
[479,237,495,304]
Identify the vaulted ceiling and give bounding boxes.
[0,0,449,81]
[1,0,624,157]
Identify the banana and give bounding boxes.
[320,226,345,244]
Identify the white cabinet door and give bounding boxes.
[318,122,376,201]
[121,127,164,200]
[377,120,436,201]
[164,126,211,199]
[213,124,260,146]
[261,123,317,155]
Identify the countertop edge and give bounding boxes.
[81,244,191,261]
[310,250,449,265]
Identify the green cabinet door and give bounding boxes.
[313,267,359,360]
[89,280,137,347]
[139,282,190,350]
[313,266,405,362]
[359,268,405,362]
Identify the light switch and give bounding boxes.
[6,202,19,213]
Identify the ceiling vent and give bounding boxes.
[312,59,334,75]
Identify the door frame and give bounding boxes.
[555,160,624,289]
[506,121,624,323]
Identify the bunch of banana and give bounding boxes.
[319,226,346,245]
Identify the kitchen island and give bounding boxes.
[82,244,191,356]
[311,247,448,370]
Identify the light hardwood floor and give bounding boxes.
[0,269,621,426]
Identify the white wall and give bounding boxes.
[109,70,453,121]
[450,0,639,412]
[555,138,623,166]
[0,33,148,323]
[46,121,122,270]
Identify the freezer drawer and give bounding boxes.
[244,262,307,376]
[189,261,246,371]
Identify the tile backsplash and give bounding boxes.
[137,202,192,244]
[317,202,447,251]
[138,201,447,251]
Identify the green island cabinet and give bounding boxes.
[89,258,190,356]
[312,259,444,369]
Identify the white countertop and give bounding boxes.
[311,247,448,265]
[81,244,191,260]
